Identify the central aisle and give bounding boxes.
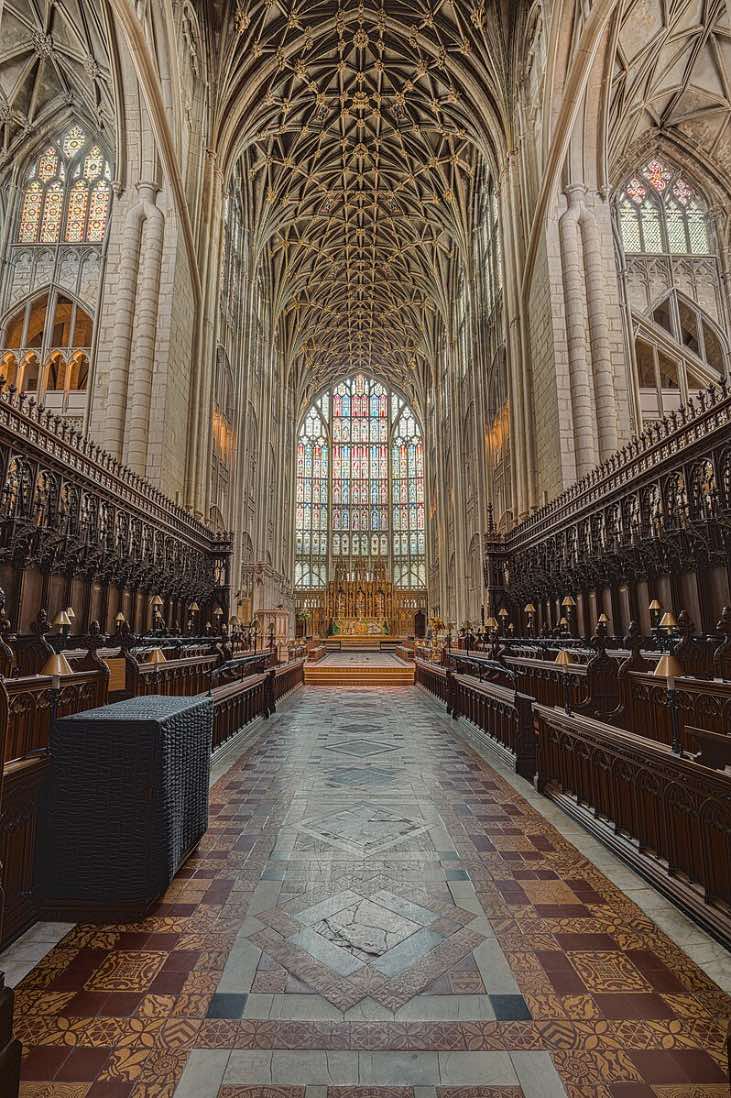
[13,684,731,1096]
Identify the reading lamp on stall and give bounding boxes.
[41,650,74,725]
[555,648,574,715]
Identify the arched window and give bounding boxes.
[617,158,710,256]
[615,155,730,429]
[17,124,112,245]
[487,351,512,528]
[295,374,426,591]
[1,291,93,394]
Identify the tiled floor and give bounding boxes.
[6,684,731,1098]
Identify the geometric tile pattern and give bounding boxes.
[10,684,731,1097]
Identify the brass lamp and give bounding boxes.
[555,649,574,714]
[561,595,576,608]
[559,616,568,627]
[598,613,609,624]
[653,651,682,690]
[524,603,536,614]
[146,647,167,665]
[649,599,662,610]
[41,650,74,687]
[65,606,76,622]
[114,611,126,625]
[485,616,498,630]
[53,609,72,638]
[649,599,663,629]
[654,652,684,753]
[189,601,200,613]
[659,611,678,630]
[150,595,164,608]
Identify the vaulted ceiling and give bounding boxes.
[0,0,116,178]
[610,0,731,180]
[213,1,512,399]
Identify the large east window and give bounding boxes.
[295,374,425,590]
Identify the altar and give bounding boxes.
[332,618,388,636]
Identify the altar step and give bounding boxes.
[304,664,415,686]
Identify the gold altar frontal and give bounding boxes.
[333,618,386,636]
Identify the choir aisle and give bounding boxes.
[7,684,730,1097]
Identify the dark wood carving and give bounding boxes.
[535,705,731,950]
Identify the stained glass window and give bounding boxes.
[618,158,711,256]
[16,124,112,246]
[295,375,426,590]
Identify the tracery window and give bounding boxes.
[295,374,426,590]
[17,124,112,245]
[618,158,710,256]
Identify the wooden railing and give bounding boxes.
[395,644,414,662]
[415,657,449,704]
[416,658,536,779]
[307,644,327,663]
[450,673,536,779]
[535,704,731,949]
[125,653,219,698]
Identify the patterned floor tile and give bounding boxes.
[10,685,731,1097]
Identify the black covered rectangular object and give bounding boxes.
[40,694,212,918]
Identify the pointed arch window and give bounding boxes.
[295,375,426,591]
[618,158,710,256]
[17,123,112,245]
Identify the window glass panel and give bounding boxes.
[687,203,710,254]
[658,353,679,389]
[18,181,43,243]
[640,200,663,252]
[653,297,673,335]
[665,201,686,253]
[65,181,89,242]
[702,321,724,372]
[40,180,64,242]
[677,299,700,355]
[61,125,87,159]
[636,341,656,388]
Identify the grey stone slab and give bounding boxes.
[473,939,521,995]
[225,1050,358,1085]
[437,1051,518,1085]
[358,1051,438,1085]
[217,933,262,994]
[290,926,365,976]
[294,890,362,925]
[173,1050,231,1098]
[395,994,496,1021]
[511,1051,569,1098]
[248,880,283,915]
[371,889,437,925]
[371,927,446,976]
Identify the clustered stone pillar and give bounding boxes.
[558,183,620,476]
[103,180,164,476]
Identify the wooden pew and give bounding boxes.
[535,704,731,949]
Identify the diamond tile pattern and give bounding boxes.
[8,684,730,1097]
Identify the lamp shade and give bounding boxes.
[498,608,509,618]
[654,653,683,680]
[151,595,164,608]
[52,609,72,628]
[41,651,74,680]
[189,601,200,612]
[485,616,498,629]
[114,612,126,624]
[559,616,568,626]
[562,595,576,608]
[598,613,609,624]
[659,611,678,629]
[555,649,574,667]
[524,603,536,614]
[65,606,76,621]
[649,599,662,611]
[146,647,167,665]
